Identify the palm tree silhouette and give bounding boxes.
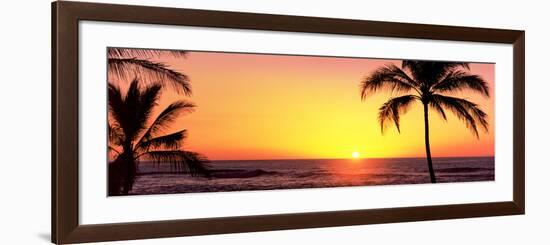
[108,79,209,195]
[108,48,192,95]
[360,60,490,183]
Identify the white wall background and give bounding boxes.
[0,0,547,244]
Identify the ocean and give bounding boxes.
[129,157,494,195]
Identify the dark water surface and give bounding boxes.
[129,157,494,195]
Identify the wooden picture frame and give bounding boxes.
[52,1,525,244]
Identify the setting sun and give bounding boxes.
[352,152,360,159]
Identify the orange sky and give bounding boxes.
[108,50,495,160]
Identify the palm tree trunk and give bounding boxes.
[108,157,124,196]
[423,103,437,183]
[117,143,137,195]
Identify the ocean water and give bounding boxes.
[129,157,494,195]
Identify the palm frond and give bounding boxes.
[133,81,162,138]
[429,100,447,121]
[402,60,469,71]
[432,94,489,138]
[378,95,418,133]
[108,145,121,156]
[108,122,124,146]
[181,151,211,177]
[108,58,192,95]
[107,82,130,139]
[136,130,187,152]
[137,100,196,146]
[402,60,470,86]
[431,70,489,97]
[360,64,418,100]
[107,47,187,59]
[142,150,210,177]
[109,79,162,141]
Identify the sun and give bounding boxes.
[351,152,360,159]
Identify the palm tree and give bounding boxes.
[108,48,192,95]
[108,79,209,195]
[360,60,490,183]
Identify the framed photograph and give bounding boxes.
[52,1,525,244]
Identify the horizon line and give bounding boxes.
[133,155,495,163]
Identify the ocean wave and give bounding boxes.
[291,171,328,178]
[436,167,494,173]
[209,169,278,178]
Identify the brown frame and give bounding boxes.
[52,1,525,244]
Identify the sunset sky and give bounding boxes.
[108,50,495,160]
